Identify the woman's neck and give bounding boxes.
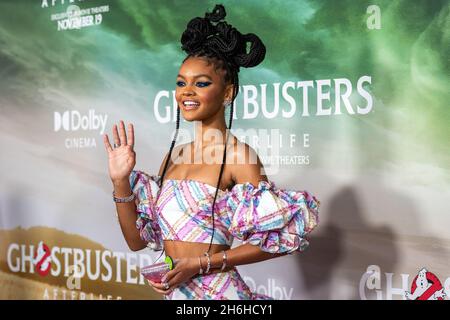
[193,119,228,148]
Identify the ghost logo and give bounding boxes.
[34,241,52,277]
[404,268,446,300]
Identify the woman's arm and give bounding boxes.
[120,151,173,251]
[113,179,148,252]
[205,243,287,271]
[154,243,288,296]
[104,121,148,252]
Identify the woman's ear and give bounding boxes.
[224,83,235,102]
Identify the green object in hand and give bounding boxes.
[165,255,174,270]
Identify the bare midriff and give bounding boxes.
[164,240,233,273]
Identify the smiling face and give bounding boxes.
[175,55,234,122]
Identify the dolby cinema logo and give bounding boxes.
[54,109,108,149]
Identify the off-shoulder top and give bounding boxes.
[129,169,320,254]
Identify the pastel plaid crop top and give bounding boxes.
[129,169,320,254]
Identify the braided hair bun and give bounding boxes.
[180,4,266,72]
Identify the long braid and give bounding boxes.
[207,68,238,254]
[159,107,181,189]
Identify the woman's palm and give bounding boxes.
[103,121,136,183]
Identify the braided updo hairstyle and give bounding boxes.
[159,4,266,254]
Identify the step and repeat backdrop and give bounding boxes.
[0,0,448,300]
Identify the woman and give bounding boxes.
[103,4,320,300]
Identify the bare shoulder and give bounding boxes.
[228,137,267,185]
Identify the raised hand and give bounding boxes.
[103,120,136,184]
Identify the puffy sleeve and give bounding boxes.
[129,170,163,251]
[226,180,320,254]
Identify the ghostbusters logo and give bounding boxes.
[404,268,446,300]
[33,241,52,276]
